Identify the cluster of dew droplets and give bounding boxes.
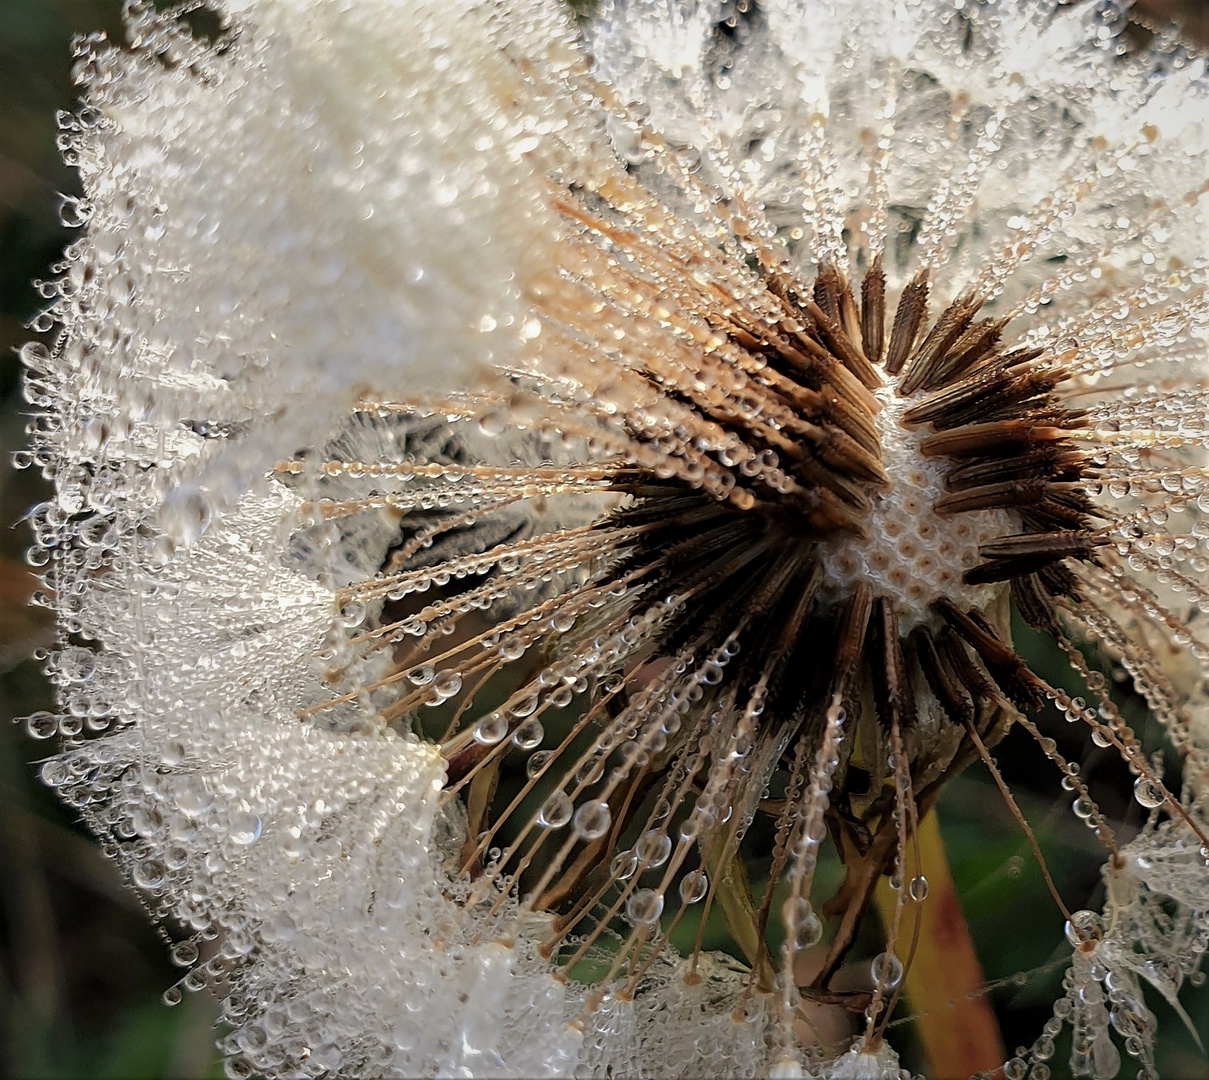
[1002,912,1126,1080]
[769,698,844,1059]
[524,632,746,940]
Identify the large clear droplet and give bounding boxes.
[678,869,708,904]
[537,791,572,828]
[1132,777,1164,809]
[473,713,508,745]
[625,888,664,926]
[572,800,611,841]
[610,849,638,881]
[870,951,903,990]
[636,829,671,868]
[1064,909,1103,947]
[512,718,544,750]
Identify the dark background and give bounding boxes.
[1,2,1207,1077]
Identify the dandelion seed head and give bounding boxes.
[22,0,1209,1077]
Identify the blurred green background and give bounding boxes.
[1,2,1208,1079]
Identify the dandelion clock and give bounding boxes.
[21,0,1209,1076]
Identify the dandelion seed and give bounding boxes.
[23,0,1209,1077]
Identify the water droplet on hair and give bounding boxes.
[870,951,903,989]
[625,888,664,926]
[537,791,572,828]
[473,713,507,745]
[678,870,708,904]
[636,830,671,868]
[1065,909,1102,947]
[610,849,638,881]
[572,800,611,841]
[512,718,543,750]
[1132,777,1164,809]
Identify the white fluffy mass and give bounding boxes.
[22,0,1209,1077]
[52,0,591,537]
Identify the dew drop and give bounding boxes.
[512,718,544,750]
[339,600,366,628]
[870,951,904,990]
[1132,777,1165,809]
[431,670,462,700]
[132,858,167,891]
[473,713,508,745]
[625,888,664,926]
[510,692,540,718]
[572,800,611,841]
[610,849,638,881]
[171,940,200,967]
[25,711,59,739]
[526,749,554,778]
[781,895,823,949]
[408,665,435,687]
[228,810,262,846]
[499,636,525,661]
[1064,909,1102,948]
[576,755,605,785]
[636,829,672,869]
[678,869,708,904]
[538,791,573,828]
